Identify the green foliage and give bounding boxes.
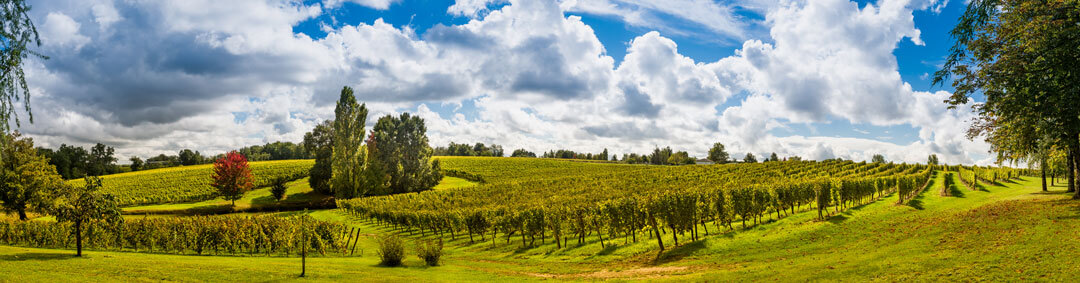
[368,113,443,195]
[743,153,757,163]
[331,86,371,199]
[129,156,144,171]
[934,0,1080,194]
[303,120,333,195]
[339,158,1021,252]
[510,149,536,158]
[52,176,122,256]
[271,177,288,201]
[0,0,46,135]
[416,239,443,266]
[66,160,313,206]
[377,233,405,266]
[0,132,63,220]
[871,154,886,164]
[0,214,346,256]
[435,142,505,157]
[708,143,729,164]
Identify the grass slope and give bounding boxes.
[67,160,315,206]
[3,173,1079,281]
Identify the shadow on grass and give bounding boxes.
[651,240,705,265]
[0,252,76,261]
[948,182,966,198]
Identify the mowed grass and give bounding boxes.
[4,172,1080,281]
[432,177,478,191]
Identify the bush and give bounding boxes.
[377,234,405,266]
[271,177,288,201]
[416,239,443,266]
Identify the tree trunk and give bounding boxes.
[1042,159,1048,192]
[1072,137,1080,199]
[1070,142,1078,196]
[75,220,83,257]
[648,212,664,251]
[17,210,27,221]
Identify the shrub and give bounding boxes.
[416,239,443,266]
[377,233,405,266]
[271,177,288,201]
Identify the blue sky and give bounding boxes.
[290,0,964,149]
[19,0,994,165]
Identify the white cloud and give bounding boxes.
[41,12,90,49]
[18,0,988,166]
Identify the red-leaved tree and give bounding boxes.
[212,151,255,207]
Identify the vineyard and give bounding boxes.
[340,158,1030,251]
[66,160,315,206]
[0,215,350,256]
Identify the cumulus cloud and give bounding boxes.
[17,0,990,166]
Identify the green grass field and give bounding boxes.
[4,165,1077,281]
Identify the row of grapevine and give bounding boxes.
[0,215,346,256]
[66,160,315,206]
[340,160,943,251]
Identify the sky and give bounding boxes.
[17,0,997,165]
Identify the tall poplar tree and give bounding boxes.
[330,86,370,199]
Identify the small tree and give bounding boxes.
[743,153,757,163]
[52,177,122,257]
[271,177,288,201]
[211,151,255,207]
[768,152,779,162]
[129,156,143,171]
[871,154,886,164]
[416,239,443,266]
[377,233,405,266]
[708,143,729,164]
[927,154,940,166]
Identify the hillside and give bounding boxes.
[66,160,314,206]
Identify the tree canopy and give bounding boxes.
[330,86,371,199]
[368,113,443,195]
[933,0,1080,196]
[0,132,63,220]
[708,143,729,164]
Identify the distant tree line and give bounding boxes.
[37,143,122,179]
[542,148,611,161]
[433,142,504,157]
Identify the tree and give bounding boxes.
[708,143,729,164]
[871,154,886,164]
[87,143,116,176]
[650,147,673,165]
[303,120,333,195]
[129,156,143,171]
[743,153,757,163]
[927,154,940,166]
[934,0,1080,197]
[330,86,371,199]
[178,149,203,166]
[211,151,254,207]
[0,0,47,138]
[52,176,122,257]
[271,177,288,201]
[668,151,691,165]
[0,132,63,220]
[368,113,443,195]
[768,152,779,162]
[510,149,536,158]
